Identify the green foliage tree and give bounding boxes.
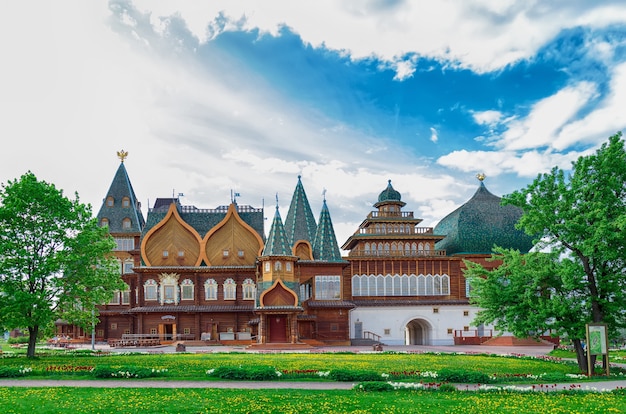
[465,133,626,372]
[0,172,123,357]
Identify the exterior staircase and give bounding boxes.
[480,336,557,346]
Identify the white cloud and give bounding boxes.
[497,82,598,151]
[430,127,439,143]
[131,0,626,74]
[472,110,503,126]
[554,62,626,149]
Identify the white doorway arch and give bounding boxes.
[405,318,432,345]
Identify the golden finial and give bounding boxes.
[117,150,128,163]
[476,173,486,182]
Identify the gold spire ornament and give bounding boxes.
[476,173,486,182]
[117,150,128,163]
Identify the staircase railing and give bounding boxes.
[362,330,382,343]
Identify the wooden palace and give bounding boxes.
[56,152,536,347]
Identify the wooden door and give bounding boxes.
[268,315,287,343]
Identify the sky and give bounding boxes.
[2,1,626,250]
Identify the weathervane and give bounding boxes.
[476,173,486,182]
[117,150,128,163]
[322,188,327,202]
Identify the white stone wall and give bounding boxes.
[350,305,486,346]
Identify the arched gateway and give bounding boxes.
[405,318,431,345]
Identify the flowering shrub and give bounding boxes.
[91,365,168,379]
[0,366,32,377]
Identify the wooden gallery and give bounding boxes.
[56,152,534,348]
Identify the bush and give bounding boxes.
[208,366,279,381]
[437,383,458,392]
[0,366,32,377]
[7,336,29,345]
[437,369,492,384]
[355,381,395,392]
[329,369,381,382]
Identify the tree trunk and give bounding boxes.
[27,326,39,358]
[572,338,588,373]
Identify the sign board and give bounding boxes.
[587,325,607,355]
[586,323,610,377]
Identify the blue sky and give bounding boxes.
[1,1,626,249]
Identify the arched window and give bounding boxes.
[100,218,109,227]
[144,279,157,301]
[223,278,236,300]
[425,274,434,295]
[108,290,120,305]
[274,261,282,271]
[242,279,255,300]
[121,284,130,304]
[122,197,130,207]
[106,196,114,207]
[122,218,131,229]
[204,279,217,300]
[181,279,194,300]
[441,275,450,295]
[123,259,134,274]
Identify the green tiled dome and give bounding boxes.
[375,180,405,207]
[434,182,534,255]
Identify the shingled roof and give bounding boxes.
[96,161,145,234]
[434,181,534,255]
[312,199,344,262]
[284,176,318,246]
[262,205,291,256]
[141,201,264,241]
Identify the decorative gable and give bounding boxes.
[202,203,264,266]
[259,279,298,307]
[140,203,202,266]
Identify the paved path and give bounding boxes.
[0,379,624,392]
[2,344,624,391]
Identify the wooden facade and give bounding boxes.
[56,157,532,347]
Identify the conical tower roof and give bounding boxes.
[284,176,318,246]
[262,205,291,256]
[434,179,534,255]
[96,153,145,233]
[312,199,343,262]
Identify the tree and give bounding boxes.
[465,133,626,372]
[0,172,123,357]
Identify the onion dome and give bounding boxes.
[434,178,534,256]
[374,180,406,208]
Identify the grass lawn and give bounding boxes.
[0,387,624,413]
[550,348,626,364]
[0,349,589,382]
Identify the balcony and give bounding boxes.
[354,226,434,235]
[367,211,414,219]
[347,249,447,258]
